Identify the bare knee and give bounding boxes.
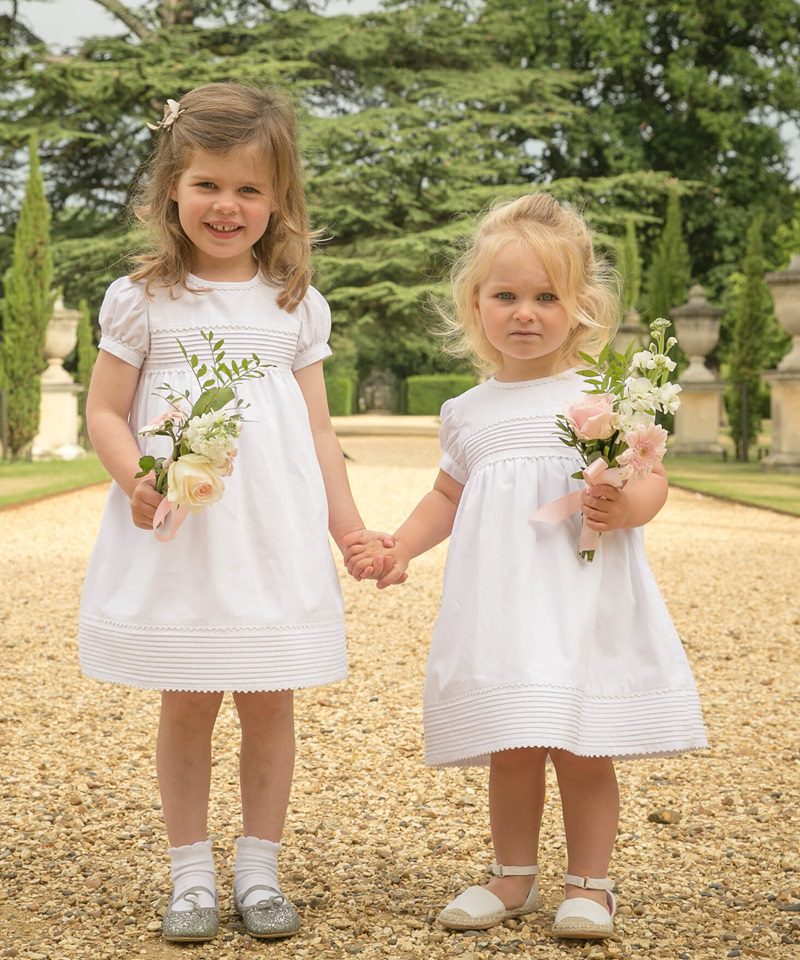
[550,749,616,784]
[233,690,294,731]
[160,691,224,736]
[491,746,548,774]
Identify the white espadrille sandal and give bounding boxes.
[436,863,539,931]
[551,874,616,939]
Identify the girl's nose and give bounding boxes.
[513,302,536,322]
[212,194,239,213]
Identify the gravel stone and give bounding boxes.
[0,435,798,960]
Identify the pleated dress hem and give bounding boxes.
[78,613,347,693]
[423,681,708,767]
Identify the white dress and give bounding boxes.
[423,370,708,766]
[78,273,346,692]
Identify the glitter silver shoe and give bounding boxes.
[235,884,300,939]
[162,885,219,942]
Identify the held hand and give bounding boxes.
[580,482,631,532]
[340,528,406,583]
[130,473,164,530]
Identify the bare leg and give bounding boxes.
[233,690,295,840]
[551,750,619,910]
[157,691,224,846]
[485,747,547,908]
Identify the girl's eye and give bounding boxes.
[496,291,515,301]
[196,181,216,189]
[538,292,558,302]
[239,186,259,194]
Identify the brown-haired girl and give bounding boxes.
[79,82,392,943]
[345,193,706,940]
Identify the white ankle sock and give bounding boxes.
[167,839,216,911]
[233,835,281,908]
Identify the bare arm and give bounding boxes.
[581,462,668,532]
[295,360,389,554]
[86,351,163,528]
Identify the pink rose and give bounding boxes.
[617,423,668,479]
[140,407,188,436]
[565,393,616,441]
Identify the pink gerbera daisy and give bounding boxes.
[617,423,668,479]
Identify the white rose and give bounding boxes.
[167,454,225,512]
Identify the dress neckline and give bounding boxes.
[487,368,579,389]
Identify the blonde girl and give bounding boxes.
[79,82,392,943]
[344,193,706,940]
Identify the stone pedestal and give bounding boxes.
[761,371,800,471]
[671,381,725,456]
[670,285,725,456]
[32,297,85,460]
[763,254,800,471]
[613,308,647,354]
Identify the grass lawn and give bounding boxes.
[0,454,109,509]
[665,455,800,516]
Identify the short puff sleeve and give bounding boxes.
[97,276,149,369]
[293,285,333,371]
[438,398,468,484]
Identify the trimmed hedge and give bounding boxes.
[405,374,476,415]
[326,375,354,416]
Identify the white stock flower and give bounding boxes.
[183,410,241,468]
[631,350,657,371]
[623,376,660,412]
[658,381,682,414]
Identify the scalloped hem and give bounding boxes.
[79,671,347,694]
[423,682,707,766]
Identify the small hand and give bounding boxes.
[341,529,406,582]
[581,482,630,532]
[130,473,164,530]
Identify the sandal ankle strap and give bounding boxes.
[564,873,614,891]
[492,863,539,877]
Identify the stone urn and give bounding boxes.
[670,284,723,383]
[765,253,800,371]
[42,296,80,384]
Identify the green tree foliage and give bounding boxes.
[646,191,691,323]
[2,1,798,384]
[724,216,772,462]
[618,217,641,313]
[0,136,53,459]
[485,0,800,287]
[76,298,98,448]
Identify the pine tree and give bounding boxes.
[0,135,54,459]
[725,216,770,462]
[76,298,97,449]
[645,190,691,323]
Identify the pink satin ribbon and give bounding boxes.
[529,457,624,555]
[152,497,188,542]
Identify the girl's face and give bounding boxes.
[474,240,576,381]
[170,145,273,282]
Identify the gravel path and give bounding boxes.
[1,436,798,960]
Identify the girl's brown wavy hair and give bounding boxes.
[130,82,318,310]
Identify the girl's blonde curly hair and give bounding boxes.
[441,193,620,376]
[130,82,317,311]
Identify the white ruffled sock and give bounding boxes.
[233,835,281,908]
[167,839,217,911]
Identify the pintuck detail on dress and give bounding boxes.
[78,274,346,693]
[423,372,708,766]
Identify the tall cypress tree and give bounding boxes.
[76,298,97,449]
[645,191,691,322]
[619,217,642,313]
[0,135,54,459]
[725,216,770,462]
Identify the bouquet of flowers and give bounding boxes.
[531,317,681,561]
[136,331,269,540]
